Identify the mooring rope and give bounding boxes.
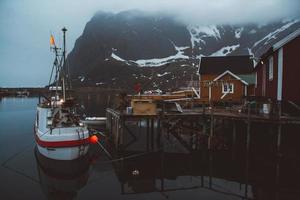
[96,140,113,159]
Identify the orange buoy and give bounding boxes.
[89,135,99,144]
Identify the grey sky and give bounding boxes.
[0,0,299,87]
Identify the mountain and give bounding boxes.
[66,10,300,91]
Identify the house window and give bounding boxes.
[222,83,234,94]
[269,56,273,80]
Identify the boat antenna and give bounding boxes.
[62,27,67,101]
[62,27,67,66]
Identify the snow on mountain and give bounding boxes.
[111,52,126,62]
[135,44,189,66]
[111,42,189,67]
[188,25,221,48]
[235,27,243,39]
[188,26,204,48]
[210,44,240,56]
[197,25,221,39]
[249,29,257,34]
[157,72,171,77]
[67,10,300,89]
[247,48,256,66]
[110,18,298,66]
[247,48,254,57]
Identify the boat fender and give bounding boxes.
[89,135,99,144]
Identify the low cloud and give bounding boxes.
[63,0,300,25]
[109,0,299,25]
[0,0,299,86]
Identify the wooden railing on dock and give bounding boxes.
[106,100,300,154]
[106,108,123,149]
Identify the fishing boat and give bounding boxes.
[34,27,91,160]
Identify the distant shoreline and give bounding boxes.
[0,87,125,97]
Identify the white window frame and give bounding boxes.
[222,83,234,94]
[269,56,273,81]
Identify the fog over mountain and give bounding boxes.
[0,0,299,87]
[66,10,300,91]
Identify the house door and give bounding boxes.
[262,64,266,96]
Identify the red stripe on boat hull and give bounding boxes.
[35,129,89,148]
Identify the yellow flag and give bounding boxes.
[50,35,55,46]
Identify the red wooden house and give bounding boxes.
[198,56,255,103]
[254,29,300,104]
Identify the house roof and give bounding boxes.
[239,74,256,84]
[254,28,300,69]
[213,70,249,85]
[199,55,253,75]
[273,28,300,51]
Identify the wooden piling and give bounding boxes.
[119,116,124,150]
[245,102,251,198]
[209,151,213,188]
[231,121,237,160]
[146,118,150,151]
[208,106,214,150]
[277,124,282,155]
[151,118,154,150]
[157,118,161,147]
[246,103,251,151]
[275,122,282,190]
[116,117,119,149]
[160,150,165,191]
[277,101,282,155]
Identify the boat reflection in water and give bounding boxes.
[34,147,91,199]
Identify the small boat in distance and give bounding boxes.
[34,27,91,160]
[16,90,29,97]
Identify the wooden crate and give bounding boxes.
[131,99,157,115]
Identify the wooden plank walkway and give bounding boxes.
[107,107,300,124]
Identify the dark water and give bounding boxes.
[1,97,300,200]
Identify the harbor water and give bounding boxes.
[0,97,300,199]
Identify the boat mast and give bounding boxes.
[62,27,67,101]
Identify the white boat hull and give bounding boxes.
[35,106,91,160]
[37,144,89,160]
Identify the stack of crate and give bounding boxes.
[131,99,157,115]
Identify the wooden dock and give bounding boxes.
[106,104,300,156]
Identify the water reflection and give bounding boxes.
[1,97,300,200]
[112,150,253,199]
[109,144,300,200]
[34,147,91,199]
